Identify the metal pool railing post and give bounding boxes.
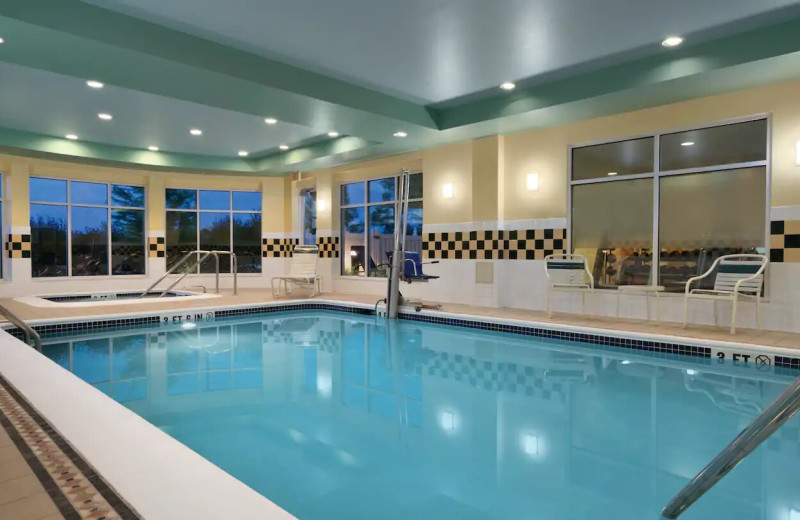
[0,304,42,352]
[661,373,800,518]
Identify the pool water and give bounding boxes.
[40,311,800,520]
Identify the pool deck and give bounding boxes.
[2,288,800,519]
[1,289,799,350]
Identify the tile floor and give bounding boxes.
[0,427,62,520]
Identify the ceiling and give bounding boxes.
[0,0,799,174]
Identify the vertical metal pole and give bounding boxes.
[387,169,409,319]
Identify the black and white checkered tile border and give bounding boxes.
[262,238,299,258]
[423,228,567,260]
[317,236,340,258]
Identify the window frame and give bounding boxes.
[566,114,771,291]
[165,188,263,274]
[29,177,148,278]
[339,172,423,277]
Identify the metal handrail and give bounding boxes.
[0,304,42,352]
[140,250,238,298]
[662,373,800,518]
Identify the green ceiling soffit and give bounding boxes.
[0,0,437,139]
[0,127,377,174]
[433,14,800,129]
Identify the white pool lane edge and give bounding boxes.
[0,331,297,520]
[0,297,796,520]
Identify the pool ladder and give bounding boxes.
[661,373,800,518]
[0,304,41,352]
[140,250,238,298]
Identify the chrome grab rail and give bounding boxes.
[140,250,238,298]
[0,304,42,352]
[662,374,800,518]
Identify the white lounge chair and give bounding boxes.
[683,254,768,334]
[271,245,321,297]
[545,254,594,317]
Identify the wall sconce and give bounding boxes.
[796,141,800,165]
[521,432,539,456]
[526,172,540,191]
[316,199,327,211]
[442,183,454,199]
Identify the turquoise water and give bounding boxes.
[40,312,800,520]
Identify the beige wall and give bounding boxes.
[290,76,800,234]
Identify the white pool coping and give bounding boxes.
[0,297,797,519]
[16,290,218,308]
[0,330,296,520]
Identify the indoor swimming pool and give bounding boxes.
[38,311,800,520]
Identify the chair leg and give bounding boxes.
[756,294,761,330]
[683,297,689,328]
[730,295,738,335]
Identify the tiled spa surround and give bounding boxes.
[423,228,567,260]
[0,375,139,520]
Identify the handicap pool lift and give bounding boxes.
[383,169,442,319]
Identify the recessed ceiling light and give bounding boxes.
[607,172,618,176]
[393,131,408,138]
[190,128,203,136]
[86,80,104,89]
[65,134,78,140]
[328,131,339,137]
[661,36,684,47]
[238,150,249,157]
[147,146,159,152]
[279,144,290,151]
[500,81,516,91]
[264,118,278,125]
[681,141,695,146]
[98,113,113,121]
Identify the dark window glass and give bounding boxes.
[406,201,423,259]
[342,182,365,206]
[572,179,654,288]
[408,173,423,199]
[166,211,197,272]
[71,181,107,206]
[200,190,230,211]
[232,191,261,212]
[112,185,145,208]
[368,178,395,203]
[302,190,317,246]
[166,188,196,209]
[658,167,766,292]
[111,209,145,275]
[233,213,262,273]
[71,206,108,276]
[30,178,67,203]
[342,207,365,276]
[199,212,230,273]
[31,204,68,277]
[368,205,394,277]
[659,119,768,171]
[571,137,654,181]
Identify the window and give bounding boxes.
[165,189,262,274]
[570,118,768,292]
[301,189,317,246]
[30,178,146,277]
[340,173,423,277]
